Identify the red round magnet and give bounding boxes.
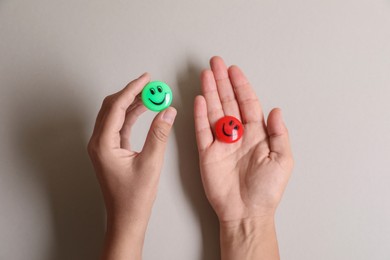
[215,116,244,143]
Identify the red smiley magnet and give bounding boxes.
[215,116,244,143]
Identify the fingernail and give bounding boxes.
[138,72,148,79]
[162,108,177,125]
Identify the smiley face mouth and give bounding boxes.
[148,93,167,105]
[222,123,233,137]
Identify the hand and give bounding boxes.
[88,73,177,260]
[194,57,293,259]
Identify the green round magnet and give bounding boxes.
[141,81,173,111]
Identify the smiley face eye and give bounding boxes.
[229,120,233,126]
[234,125,239,130]
[150,88,156,95]
[157,86,163,93]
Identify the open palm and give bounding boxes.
[194,57,293,223]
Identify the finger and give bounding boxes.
[120,101,147,150]
[100,73,150,146]
[194,95,214,152]
[210,56,241,119]
[125,93,143,113]
[140,107,177,163]
[267,108,293,168]
[228,65,263,124]
[201,69,224,127]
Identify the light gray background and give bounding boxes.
[1,0,390,259]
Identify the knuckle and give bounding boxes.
[87,138,97,156]
[152,126,169,143]
[87,138,110,162]
[102,95,116,108]
[102,96,111,106]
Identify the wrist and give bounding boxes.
[102,213,149,260]
[219,216,279,260]
[220,215,275,244]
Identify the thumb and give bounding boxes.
[141,107,177,162]
[267,108,293,167]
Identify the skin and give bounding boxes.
[88,73,177,260]
[88,56,293,260]
[194,56,294,260]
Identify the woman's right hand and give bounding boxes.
[88,73,177,260]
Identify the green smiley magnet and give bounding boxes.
[141,81,173,111]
